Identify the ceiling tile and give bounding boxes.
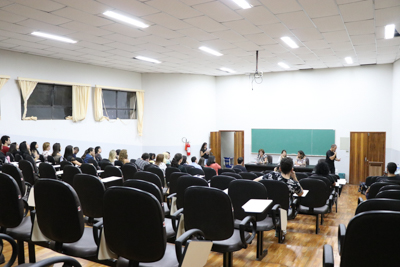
[375,0,400,9]
[350,34,376,45]
[291,47,313,54]
[201,39,236,50]
[2,38,50,49]
[0,0,13,8]
[313,48,335,56]
[192,1,242,22]
[345,20,375,35]
[44,47,85,56]
[72,40,113,51]
[244,33,277,45]
[223,19,262,35]
[105,41,142,52]
[184,16,227,32]
[259,0,302,14]
[11,45,56,55]
[100,23,149,38]
[51,7,113,27]
[102,33,146,45]
[53,0,110,14]
[298,0,339,18]
[312,15,345,33]
[377,45,399,54]
[329,41,354,51]
[145,0,201,19]
[236,6,279,25]
[36,39,84,50]
[96,0,159,17]
[17,19,76,35]
[339,0,374,22]
[354,44,376,52]
[13,0,65,12]
[375,6,400,27]
[263,44,289,53]
[0,29,44,42]
[142,13,191,31]
[0,9,27,23]
[0,20,33,34]
[218,48,253,57]
[65,32,114,45]
[322,30,350,43]
[377,37,400,47]
[0,42,18,48]
[277,11,315,29]
[212,30,246,43]
[178,27,217,41]
[358,58,376,64]
[291,27,323,41]
[234,41,262,51]
[2,4,70,25]
[136,43,173,53]
[138,35,179,46]
[144,25,184,39]
[258,23,293,38]
[303,39,330,49]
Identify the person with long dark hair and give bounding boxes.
[64,145,82,166]
[278,150,287,164]
[198,157,205,167]
[19,141,30,159]
[257,149,268,164]
[9,142,20,156]
[206,155,221,174]
[295,150,307,167]
[52,143,63,163]
[82,147,95,163]
[171,153,187,173]
[95,146,102,162]
[30,141,40,161]
[200,142,210,164]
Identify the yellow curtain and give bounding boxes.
[136,91,144,136]
[94,86,108,122]
[0,77,9,91]
[70,85,90,122]
[18,80,38,120]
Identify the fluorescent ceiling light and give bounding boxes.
[199,46,223,56]
[135,56,161,64]
[103,11,149,28]
[280,36,299,49]
[232,0,252,9]
[219,67,236,73]
[278,62,290,69]
[345,57,353,64]
[31,32,77,43]
[385,24,395,39]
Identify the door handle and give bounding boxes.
[365,157,367,162]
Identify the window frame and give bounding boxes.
[102,88,137,120]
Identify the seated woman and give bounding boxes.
[171,153,187,173]
[155,154,167,175]
[52,143,64,164]
[64,145,82,166]
[206,156,221,174]
[82,147,95,164]
[310,161,335,186]
[278,150,287,164]
[163,151,171,165]
[295,150,307,166]
[95,146,102,162]
[149,153,156,164]
[198,157,205,167]
[256,149,268,164]
[42,142,51,161]
[108,150,117,165]
[30,141,40,161]
[118,149,130,164]
[8,142,20,159]
[19,141,31,159]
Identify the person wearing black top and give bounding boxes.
[95,146,102,162]
[310,161,336,186]
[326,144,340,174]
[64,145,82,166]
[233,157,247,172]
[200,142,210,163]
[19,141,31,159]
[171,153,187,173]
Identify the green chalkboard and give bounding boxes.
[251,129,335,156]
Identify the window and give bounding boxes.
[103,89,137,119]
[22,83,72,120]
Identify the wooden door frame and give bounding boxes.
[210,130,245,166]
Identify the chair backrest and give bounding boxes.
[379,185,400,192]
[87,158,99,168]
[62,165,82,187]
[232,167,242,173]
[305,157,310,166]
[299,178,330,208]
[47,155,56,165]
[60,161,73,170]
[99,160,113,170]
[14,154,23,162]
[239,172,257,180]
[376,190,400,200]
[259,179,290,211]
[202,166,216,182]
[80,163,98,176]
[296,172,309,180]
[166,167,181,183]
[25,155,39,173]
[340,211,400,267]
[19,159,38,185]
[228,179,268,221]
[38,162,57,179]
[366,176,378,187]
[355,199,400,215]
[7,152,15,162]
[121,163,138,180]
[103,187,166,263]
[187,167,205,176]
[184,186,234,241]
[218,168,235,175]
[177,176,208,210]
[267,155,273,164]
[76,158,83,163]
[133,171,163,194]
[309,175,333,189]
[368,182,396,199]
[223,172,242,180]
[169,172,187,195]
[104,165,123,178]
[124,179,163,204]
[114,160,123,167]
[73,174,105,219]
[147,166,165,187]
[39,154,45,163]
[2,163,26,194]
[210,175,236,190]
[0,173,24,228]
[252,171,264,177]
[34,179,84,243]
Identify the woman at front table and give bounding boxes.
[295,150,307,166]
[257,149,268,164]
[278,150,287,164]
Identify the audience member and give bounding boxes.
[149,153,156,164]
[198,157,205,167]
[82,147,95,163]
[118,149,130,164]
[0,143,7,164]
[278,150,287,164]
[163,151,171,165]
[200,143,210,164]
[171,153,187,173]
[1,135,10,154]
[30,141,40,161]
[189,156,202,169]
[181,155,188,165]
[73,147,79,158]
[135,153,150,170]
[19,141,30,159]
[52,143,63,163]
[206,156,221,174]
[95,146,102,162]
[376,162,400,183]
[257,149,268,163]
[116,149,121,160]
[108,150,117,165]
[9,142,20,157]
[233,157,247,172]
[295,150,307,166]
[310,161,335,185]
[155,154,167,175]
[64,145,82,166]
[42,142,51,160]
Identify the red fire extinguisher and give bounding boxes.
[182,137,191,156]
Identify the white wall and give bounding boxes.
[215,64,394,179]
[0,49,143,159]
[392,59,400,164]
[141,73,217,159]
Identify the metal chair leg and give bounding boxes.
[223,252,233,267]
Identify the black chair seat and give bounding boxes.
[116,244,180,267]
[59,227,98,258]
[212,230,251,252]
[6,216,32,240]
[234,216,275,232]
[298,205,329,214]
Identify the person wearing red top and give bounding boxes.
[206,156,221,174]
[1,135,10,154]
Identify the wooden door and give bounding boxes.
[367,132,386,166]
[350,132,368,185]
[210,131,221,165]
[234,131,244,165]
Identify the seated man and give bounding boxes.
[233,157,247,172]
[135,153,150,171]
[254,157,303,197]
[376,162,399,182]
[189,156,202,169]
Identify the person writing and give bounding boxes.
[278,150,287,164]
[294,150,307,166]
[326,144,340,174]
[200,142,211,164]
[256,149,268,164]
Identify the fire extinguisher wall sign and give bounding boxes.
[182,137,191,156]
